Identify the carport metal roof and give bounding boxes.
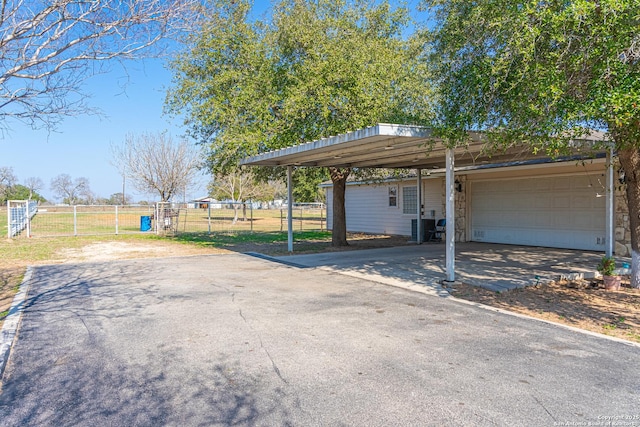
[241,123,613,284]
[240,123,596,170]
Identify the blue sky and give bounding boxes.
[1,0,425,203]
[1,58,198,203]
[1,1,276,203]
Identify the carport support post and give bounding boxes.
[445,148,455,282]
[606,147,614,257]
[287,166,294,252]
[416,168,422,244]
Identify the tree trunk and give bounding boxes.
[618,147,640,288]
[330,167,350,247]
[232,203,239,224]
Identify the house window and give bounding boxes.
[388,186,397,207]
[402,186,417,214]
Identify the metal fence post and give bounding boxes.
[182,203,187,233]
[26,201,30,238]
[115,205,119,235]
[250,201,253,233]
[7,202,10,239]
[73,205,77,236]
[208,201,211,234]
[155,203,160,234]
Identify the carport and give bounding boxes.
[241,123,612,282]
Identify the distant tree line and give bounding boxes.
[0,166,144,206]
[0,166,46,204]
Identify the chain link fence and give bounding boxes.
[4,201,326,238]
[157,201,325,235]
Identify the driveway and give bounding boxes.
[1,253,638,426]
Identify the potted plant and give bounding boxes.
[597,256,621,291]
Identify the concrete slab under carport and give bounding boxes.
[275,242,616,293]
[241,123,615,281]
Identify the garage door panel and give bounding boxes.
[553,196,571,209]
[570,213,593,229]
[471,174,606,251]
[512,197,531,210]
[534,179,553,191]
[554,214,576,228]
[535,197,553,209]
[571,193,599,209]
[499,181,519,192]
[518,212,537,226]
[553,179,571,190]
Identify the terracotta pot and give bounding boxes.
[603,275,621,291]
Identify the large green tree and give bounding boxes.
[6,184,46,203]
[426,0,640,286]
[167,0,433,246]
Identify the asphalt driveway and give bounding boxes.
[1,253,638,426]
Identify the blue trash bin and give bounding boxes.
[140,215,152,232]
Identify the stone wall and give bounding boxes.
[441,176,467,242]
[615,161,631,256]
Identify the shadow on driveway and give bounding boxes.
[1,253,638,426]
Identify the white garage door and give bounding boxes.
[470,175,606,251]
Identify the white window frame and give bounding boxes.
[388,185,398,208]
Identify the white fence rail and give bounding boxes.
[7,200,38,238]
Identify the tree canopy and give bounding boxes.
[167,0,434,245]
[426,0,640,286]
[5,184,46,203]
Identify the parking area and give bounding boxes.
[1,252,638,426]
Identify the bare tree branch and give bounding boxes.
[0,0,205,132]
[209,169,277,223]
[50,173,91,204]
[112,131,201,202]
[24,176,44,199]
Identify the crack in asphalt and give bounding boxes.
[237,307,288,385]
